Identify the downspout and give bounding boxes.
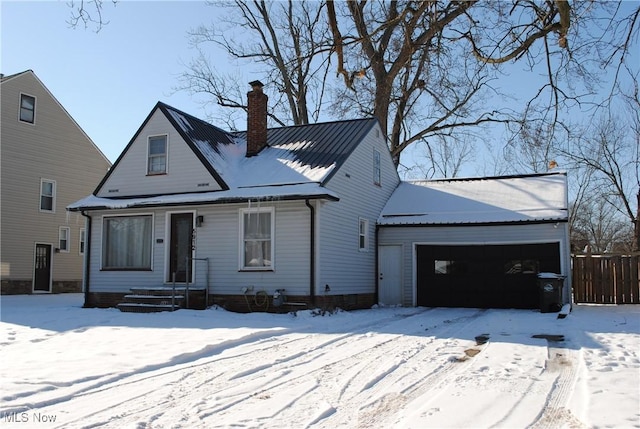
[374,224,379,306]
[80,211,92,308]
[305,199,316,307]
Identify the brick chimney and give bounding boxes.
[246,80,268,157]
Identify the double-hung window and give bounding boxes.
[102,215,152,270]
[59,227,70,252]
[20,94,35,123]
[359,218,369,251]
[373,149,381,186]
[79,228,86,255]
[147,135,167,175]
[240,207,274,270]
[40,179,55,212]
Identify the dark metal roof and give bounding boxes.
[158,102,235,150]
[92,101,380,196]
[233,117,378,184]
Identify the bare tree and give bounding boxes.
[561,114,639,251]
[67,0,115,32]
[325,1,639,169]
[177,0,332,128]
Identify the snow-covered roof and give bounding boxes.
[163,103,377,188]
[68,183,338,211]
[379,172,568,226]
[72,102,377,211]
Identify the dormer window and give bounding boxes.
[147,135,167,175]
[20,93,35,123]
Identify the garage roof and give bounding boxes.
[379,172,568,226]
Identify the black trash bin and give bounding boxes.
[537,273,564,313]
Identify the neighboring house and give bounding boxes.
[68,81,400,311]
[377,172,571,310]
[1,70,111,294]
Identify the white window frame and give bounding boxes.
[147,134,168,175]
[239,207,275,271]
[359,218,369,251]
[19,93,36,124]
[79,228,86,255]
[39,178,56,213]
[101,214,154,271]
[58,227,70,252]
[373,149,381,186]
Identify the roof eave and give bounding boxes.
[68,193,339,212]
[377,218,569,227]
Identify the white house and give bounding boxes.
[68,82,400,311]
[69,81,571,313]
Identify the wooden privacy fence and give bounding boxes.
[572,254,640,304]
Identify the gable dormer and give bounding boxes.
[94,103,228,198]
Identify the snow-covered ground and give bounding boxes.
[1,294,638,429]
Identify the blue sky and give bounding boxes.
[2,1,637,176]
[2,1,228,163]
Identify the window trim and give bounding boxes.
[101,214,154,271]
[19,93,36,124]
[147,134,168,175]
[373,149,381,186]
[58,226,70,253]
[359,218,369,252]
[79,228,86,255]
[239,207,275,271]
[39,178,56,213]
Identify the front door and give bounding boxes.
[378,245,403,305]
[34,243,52,292]
[169,213,194,283]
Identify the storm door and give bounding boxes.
[168,213,194,283]
[34,243,52,292]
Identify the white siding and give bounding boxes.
[378,223,571,306]
[96,110,223,198]
[318,125,400,296]
[86,201,312,296]
[0,71,111,283]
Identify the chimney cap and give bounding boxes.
[249,80,264,89]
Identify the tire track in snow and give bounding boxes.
[528,339,586,429]
[316,309,490,428]
[102,308,474,427]
[44,309,435,428]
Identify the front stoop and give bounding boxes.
[117,287,188,313]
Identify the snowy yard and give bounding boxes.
[1,294,639,429]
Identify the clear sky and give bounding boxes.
[2,1,637,176]
[2,1,229,163]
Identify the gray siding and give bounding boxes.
[378,223,571,306]
[318,125,400,296]
[86,200,311,296]
[96,110,222,198]
[0,71,111,285]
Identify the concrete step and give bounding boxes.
[117,303,180,313]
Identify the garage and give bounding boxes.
[416,243,560,309]
[377,172,572,309]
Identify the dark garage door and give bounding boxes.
[416,243,561,309]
